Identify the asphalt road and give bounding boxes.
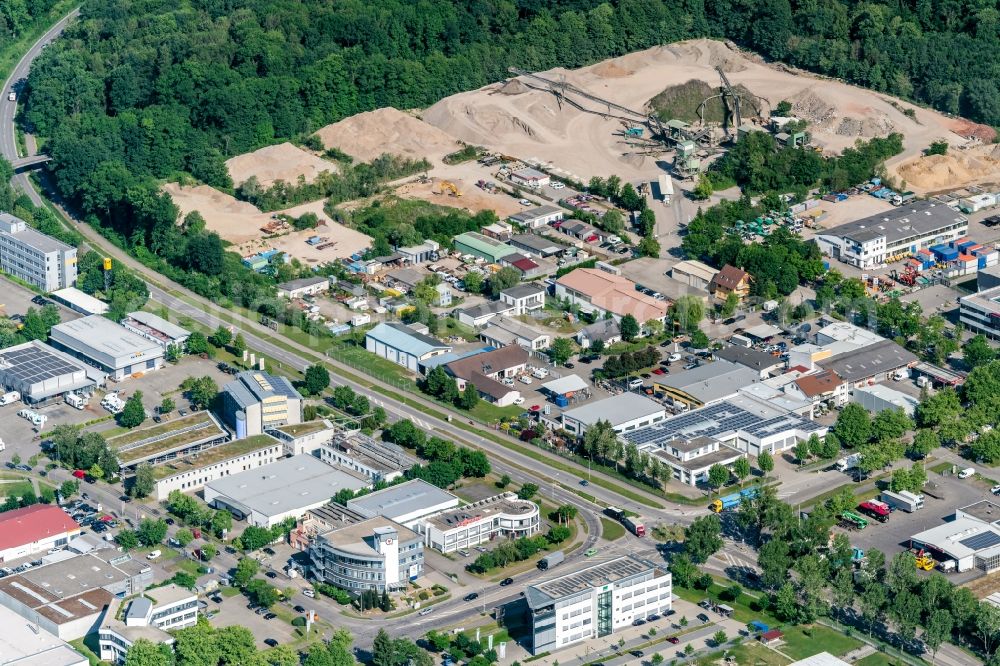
[0,8,79,206]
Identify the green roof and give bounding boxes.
[272,420,330,438]
[453,232,516,260]
[112,412,226,464]
[150,435,280,480]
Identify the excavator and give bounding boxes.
[436,180,462,197]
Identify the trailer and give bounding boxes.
[710,486,759,513]
[623,516,646,537]
[605,506,625,522]
[657,174,674,204]
[840,511,869,530]
[882,490,924,513]
[858,500,891,522]
[0,391,20,406]
[539,551,564,570]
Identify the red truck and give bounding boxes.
[858,500,891,523]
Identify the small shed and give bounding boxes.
[715,603,734,618]
[759,629,784,645]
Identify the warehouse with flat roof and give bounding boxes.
[204,454,369,528]
[0,340,104,404]
[120,311,190,350]
[49,315,164,380]
[110,411,230,470]
[560,393,666,437]
[347,479,459,528]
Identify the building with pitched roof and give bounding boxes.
[670,260,719,290]
[277,276,330,299]
[453,232,517,263]
[709,264,751,301]
[560,393,666,437]
[347,479,460,527]
[0,505,82,563]
[785,369,848,410]
[555,268,668,323]
[480,316,551,351]
[365,322,452,372]
[510,233,566,257]
[817,339,918,387]
[509,206,564,229]
[651,359,760,409]
[455,301,515,328]
[576,319,621,348]
[445,345,527,406]
[222,370,303,437]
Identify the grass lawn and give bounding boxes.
[69,635,103,666]
[674,581,779,626]
[930,461,953,474]
[855,653,907,666]
[600,517,626,541]
[697,642,791,666]
[175,559,202,576]
[441,317,478,341]
[780,625,863,660]
[469,401,525,422]
[220,586,242,597]
[0,480,35,499]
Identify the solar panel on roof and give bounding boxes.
[960,531,1000,551]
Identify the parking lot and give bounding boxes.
[845,470,991,583]
[0,276,82,324]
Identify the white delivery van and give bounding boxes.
[958,467,976,479]
[531,367,549,379]
[146,550,162,560]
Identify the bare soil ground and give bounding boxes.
[422,39,969,184]
[313,107,461,164]
[162,183,370,262]
[224,142,338,188]
[891,143,1000,194]
[392,169,523,218]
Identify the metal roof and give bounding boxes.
[223,371,301,410]
[453,232,517,259]
[817,339,917,383]
[277,276,329,292]
[821,200,966,245]
[50,287,108,315]
[0,340,86,385]
[50,315,161,359]
[509,206,563,222]
[206,455,367,518]
[500,283,546,299]
[125,311,190,340]
[526,555,660,608]
[347,479,457,521]
[365,322,450,358]
[541,374,589,395]
[655,359,759,404]
[561,393,664,427]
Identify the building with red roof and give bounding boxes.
[0,504,81,562]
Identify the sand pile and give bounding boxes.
[835,115,894,138]
[951,118,998,143]
[592,61,632,78]
[225,142,337,188]
[895,146,1000,191]
[314,108,460,163]
[789,89,836,123]
[163,183,271,244]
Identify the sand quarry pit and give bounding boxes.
[892,144,1000,194]
[314,107,461,164]
[423,39,969,183]
[225,142,338,188]
[163,183,371,262]
[392,171,523,218]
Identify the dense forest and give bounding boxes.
[0,0,62,42]
[18,0,1000,307]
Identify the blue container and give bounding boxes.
[957,240,977,253]
[554,395,569,408]
[823,261,830,270]
[980,257,988,269]
[932,246,959,262]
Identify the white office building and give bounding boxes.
[960,284,1000,340]
[526,555,672,655]
[0,604,89,666]
[0,212,77,291]
[560,393,667,437]
[309,519,424,592]
[49,315,164,381]
[222,370,303,437]
[416,492,540,553]
[98,584,198,664]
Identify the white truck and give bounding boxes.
[881,489,924,512]
[65,393,87,410]
[836,453,862,472]
[658,174,673,204]
[0,391,20,406]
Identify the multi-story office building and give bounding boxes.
[309,518,423,592]
[222,370,303,437]
[960,284,1000,340]
[0,212,77,291]
[416,492,540,553]
[525,555,672,655]
[98,584,198,664]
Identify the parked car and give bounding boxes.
[667,636,680,644]
[959,468,976,479]
[264,639,278,648]
[264,612,277,620]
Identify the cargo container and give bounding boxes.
[539,551,564,570]
[710,487,759,513]
[554,395,569,408]
[605,506,625,522]
[624,516,646,537]
[931,246,959,262]
[881,489,923,512]
[957,240,978,253]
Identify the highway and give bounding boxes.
[0,8,79,207]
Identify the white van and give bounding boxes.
[628,378,643,389]
[146,550,162,560]
[531,367,549,379]
[958,468,976,479]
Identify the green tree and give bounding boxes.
[119,392,146,428]
[909,429,939,459]
[159,397,175,414]
[124,638,173,666]
[732,457,751,485]
[116,529,139,550]
[59,479,79,500]
[183,376,219,410]
[963,334,995,368]
[757,450,774,476]
[549,338,575,365]
[693,173,713,200]
[833,403,872,447]
[210,325,233,347]
[684,515,723,564]
[517,483,539,500]
[137,518,168,547]
[462,271,484,294]
[707,463,729,491]
[620,314,640,341]
[555,504,578,523]
[231,333,247,357]
[175,528,194,547]
[712,630,727,646]
[458,382,479,410]
[246,579,280,608]
[234,557,260,588]
[186,331,209,355]
[498,474,512,489]
[304,364,331,395]
[131,464,155,498]
[488,266,521,298]
[638,235,660,258]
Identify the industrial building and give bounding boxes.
[0,340,104,404]
[455,301,516,328]
[670,260,718,291]
[204,454,369,528]
[651,359,760,409]
[119,311,190,350]
[110,411,230,471]
[509,167,550,189]
[267,420,336,456]
[960,284,1000,341]
[347,479,460,529]
[453,232,517,263]
[0,551,154,639]
[365,322,453,372]
[652,436,745,487]
[221,370,303,437]
[510,233,566,257]
[851,384,920,416]
[415,492,540,553]
[444,345,527,406]
[816,339,918,387]
[317,430,417,483]
[480,316,551,351]
[525,555,672,655]
[50,287,108,316]
[309,518,424,592]
[0,212,78,291]
[49,315,164,381]
[508,205,564,229]
[276,276,330,299]
[149,434,284,501]
[555,268,668,323]
[560,393,666,437]
[910,501,1000,573]
[0,504,81,563]
[625,392,828,457]
[98,584,198,664]
[0,604,89,666]
[815,201,968,269]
